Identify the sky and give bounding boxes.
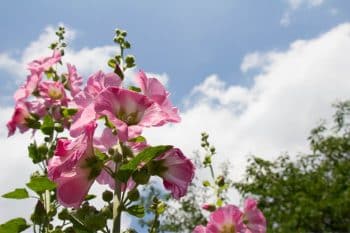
[1,0,350,231]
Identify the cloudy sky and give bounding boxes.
[1,0,350,230]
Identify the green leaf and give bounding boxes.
[26,176,56,193]
[40,115,54,135]
[28,142,46,164]
[126,205,145,218]
[61,108,78,118]
[116,145,172,182]
[84,194,96,201]
[128,136,146,143]
[128,86,141,92]
[0,218,30,233]
[2,188,29,199]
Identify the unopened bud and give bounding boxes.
[102,190,113,202]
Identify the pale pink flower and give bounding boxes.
[156,148,195,199]
[39,81,69,106]
[27,50,61,74]
[136,71,180,124]
[70,71,121,137]
[14,73,41,102]
[94,86,167,141]
[206,205,244,233]
[48,123,97,208]
[243,198,266,233]
[7,102,31,136]
[66,63,82,97]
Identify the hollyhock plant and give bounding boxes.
[66,63,83,97]
[154,148,195,199]
[39,81,69,106]
[243,198,266,233]
[136,71,181,123]
[27,49,62,74]
[6,102,32,136]
[48,122,97,208]
[69,71,121,136]
[94,86,167,141]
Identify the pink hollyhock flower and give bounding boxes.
[48,123,97,208]
[66,63,83,97]
[27,50,61,74]
[7,102,31,136]
[94,86,167,141]
[155,148,195,199]
[70,71,121,137]
[193,225,207,233]
[136,71,180,124]
[14,73,41,102]
[243,198,266,233]
[39,81,69,106]
[206,205,244,233]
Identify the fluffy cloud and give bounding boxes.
[144,23,350,193]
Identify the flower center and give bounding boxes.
[220,223,235,233]
[116,108,141,125]
[48,87,63,100]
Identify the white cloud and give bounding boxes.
[144,23,350,203]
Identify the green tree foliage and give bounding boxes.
[234,101,350,232]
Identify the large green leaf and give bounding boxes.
[26,176,56,193]
[116,145,172,182]
[0,218,30,233]
[2,188,29,199]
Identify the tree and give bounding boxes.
[235,101,350,232]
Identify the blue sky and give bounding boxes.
[1,0,349,104]
[2,0,350,231]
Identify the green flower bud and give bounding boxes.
[127,188,140,201]
[215,175,225,187]
[102,190,113,202]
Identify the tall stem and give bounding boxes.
[112,182,122,233]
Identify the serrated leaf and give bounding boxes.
[116,145,172,182]
[26,177,56,193]
[2,188,29,199]
[126,205,145,218]
[0,218,30,233]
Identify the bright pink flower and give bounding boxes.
[6,102,31,136]
[66,63,83,97]
[243,198,266,233]
[156,148,195,199]
[14,73,41,102]
[48,123,97,208]
[27,50,61,74]
[70,71,121,137]
[39,81,69,106]
[136,71,180,124]
[94,86,166,141]
[206,205,244,233]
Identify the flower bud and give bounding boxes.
[202,180,211,187]
[102,190,113,202]
[201,203,216,212]
[215,176,225,187]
